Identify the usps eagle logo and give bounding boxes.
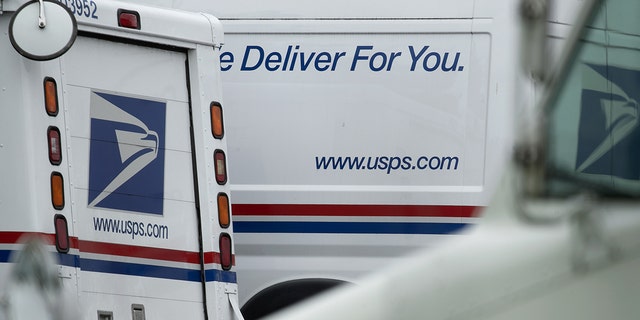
[88,92,166,215]
[576,64,640,180]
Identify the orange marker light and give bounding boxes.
[44,77,58,116]
[210,102,224,139]
[51,172,64,210]
[217,193,230,228]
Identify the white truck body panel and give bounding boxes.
[221,19,499,309]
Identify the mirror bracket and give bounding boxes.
[569,194,620,272]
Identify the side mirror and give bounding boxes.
[8,0,77,61]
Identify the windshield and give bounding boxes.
[544,0,640,197]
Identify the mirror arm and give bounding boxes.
[514,0,551,199]
[519,0,549,82]
[38,0,46,28]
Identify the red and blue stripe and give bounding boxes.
[0,232,236,283]
[232,204,480,235]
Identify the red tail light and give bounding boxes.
[54,214,69,253]
[220,233,232,270]
[48,126,62,165]
[214,149,227,185]
[118,9,140,29]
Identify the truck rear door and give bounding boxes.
[62,34,207,316]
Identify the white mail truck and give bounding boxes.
[0,0,241,319]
